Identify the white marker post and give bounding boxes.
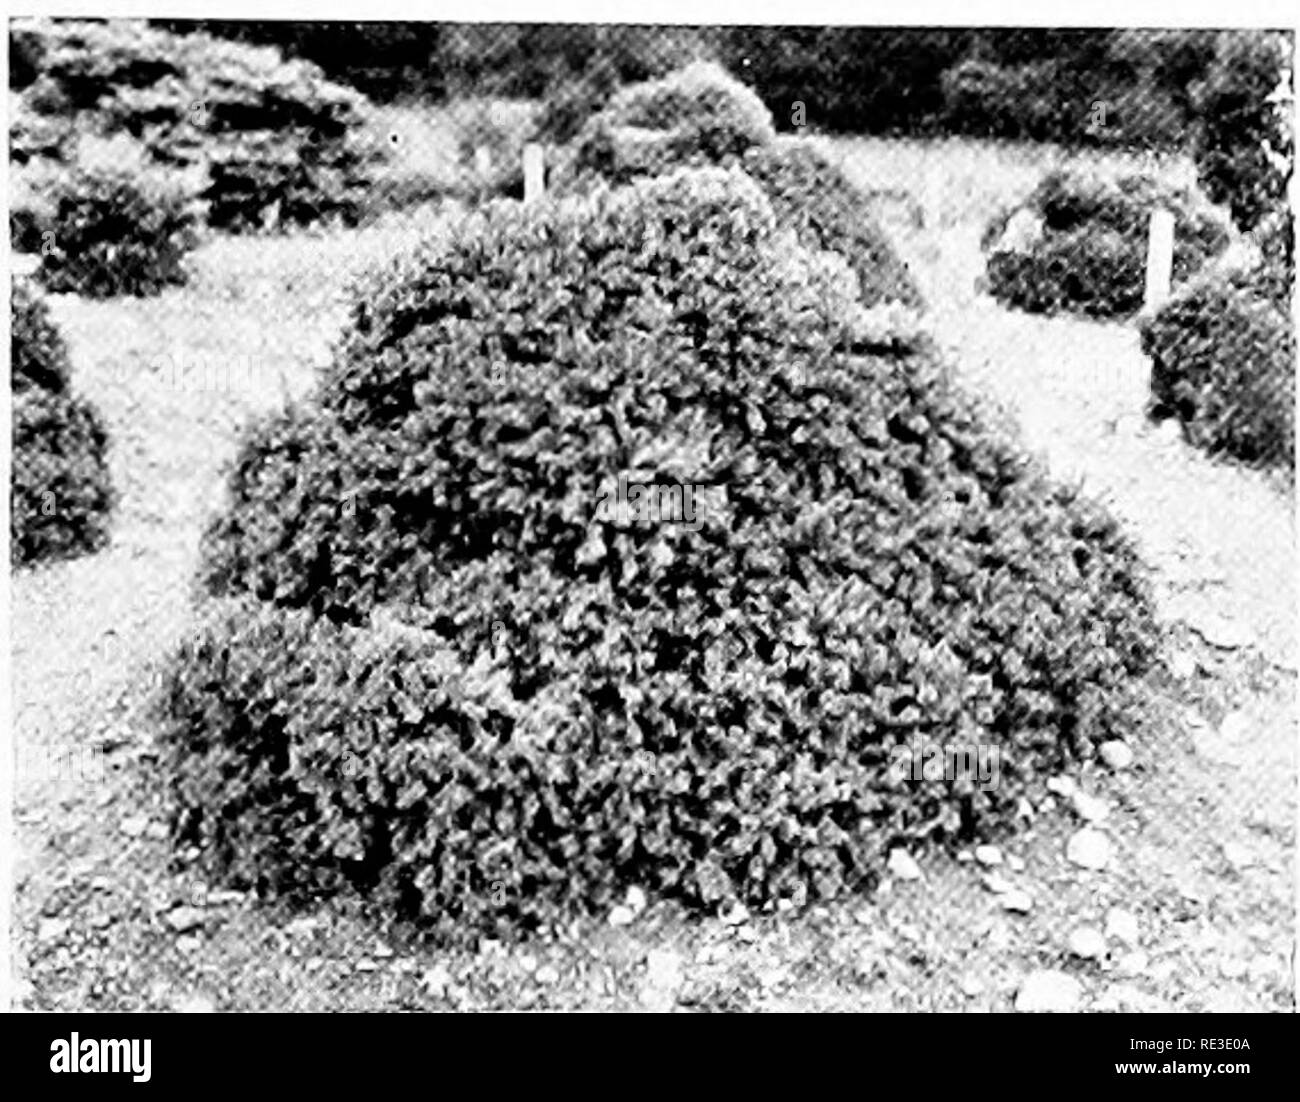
[1143,207,1175,315]
[523,142,545,204]
[473,145,493,179]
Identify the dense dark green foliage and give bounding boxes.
[1142,260,1295,471]
[26,144,204,297]
[11,19,381,234]
[10,281,114,565]
[11,278,71,393]
[566,61,775,188]
[165,166,1157,941]
[1190,30,1293,231]
[740,140,921,309]
[983,169,1231,317]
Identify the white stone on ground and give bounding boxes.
[1016,970,1082,1012]
[1067,828,1112,870]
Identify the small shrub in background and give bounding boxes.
[1141,263,1294,471]
[30,136,204,298]
[566,61,775,187]
[983,169,1231,318]
[10,280,115,565]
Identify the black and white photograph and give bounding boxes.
[3,0,1295,1047]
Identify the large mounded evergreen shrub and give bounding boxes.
[162,167,1157,943]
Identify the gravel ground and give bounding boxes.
[10,137,1295,1012]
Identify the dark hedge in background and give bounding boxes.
[166,166,1157,943]
[10,280,115,565]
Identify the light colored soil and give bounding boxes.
[10,137,1295,1013]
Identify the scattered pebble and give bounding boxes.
[1098,741,1134,771]
[517,953,538,975]
[1195,712,1250,765]
[982,873,1015,895]
[956,849,974,864]
[534,964,560,986]
[645,948,684,992]
[1016,970,1082,1013]
[164,906,206,934]
[960,975,985,997]
[1221,842,1257,870]
[1068,927,1107,960]
[37,917,71,944]
[720,902,750,926]
[1196,614,1252,651]
[1070,790,1110,823]
[119,815,149,838]
[285,917,320,939]
[373,942,394,959]
[1007,855,1026,873]
[176,935,202,954]
[1000,890,1034,914]
[625,886,648,916]
[1153,418,1183,446]
[1116,950,1149,977]
[1066,828,1111,871]
[173,993,217,1013]
[1220,710,1249,741]
[887,849,923,881]
[1168,651,1197,680]
[353,958,378,973]
[974,845,1003,867]
[1046,776,1077,798]
[986,924,1013,951]
[1015,798,1035,821]
[421,964,451,997]
[1104,908,1140,946]
[608,905,635,928]
[1219,958,1248,981]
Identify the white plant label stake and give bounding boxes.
[1144,207,1175,314]
[523,143,545,204]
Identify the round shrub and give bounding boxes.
[10,281,114,565]
[167,166,1157,942]
[740,139,922,310]
[566,61,776,187]
[1141,265,1295,470]
[31,138,204,298]
[983,168,1231,317]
